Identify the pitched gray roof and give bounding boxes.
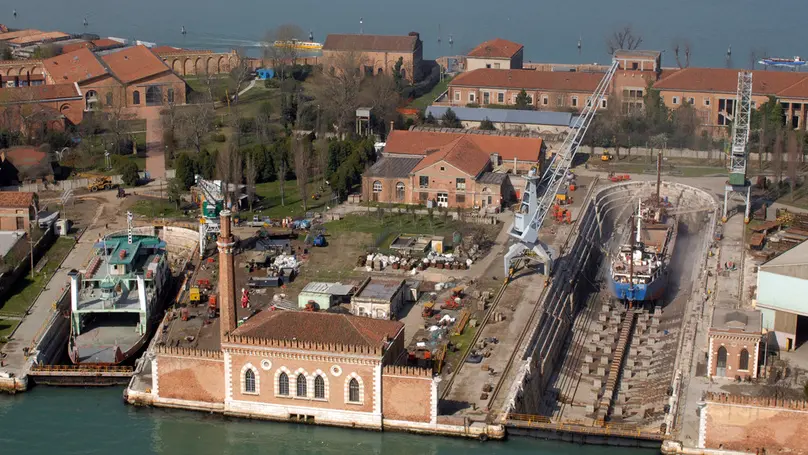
[425,106,580,127]
[477,172,507,185]
[365,157,422,178]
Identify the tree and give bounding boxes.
[787,130,799,200]
[672,40,692,69]
[274,142,288,206]
[167,178,185,209]
[425,112,437,125]
[174,153,196,190]
[245,150,258,211]
[515,89,532,110]
[606,25,643,54]
[264,24,304,82]
[177,103,214,154]
[292,135,311,212]
[359,75,401,137]
[479,117,496,131]
[31,44,58,59]
[773,131,784,187]
[305,51,365,138]
[441,108,462,128]
[119,161,139,186]
[229,48,252,105]
[0,43,12,61]
[392,57,405,89]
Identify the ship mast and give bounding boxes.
[636,198,642,244]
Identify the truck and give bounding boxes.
[82,174,114,192]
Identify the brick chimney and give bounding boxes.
[217,210,237,339]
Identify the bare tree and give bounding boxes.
[229,48,253,105]
[264,24,304,82]
[759,109,767,172]
[178,103,214,154]
[359,74,401,136]
[773,131,784,188]
[305,51,365,138]
[672,40,692,69]
[606,25,643,54]
[245,151,257,211]
[216,143,235,207]
[274,145,287,207]
[292,135,311,212]
[787,130,799,200]
[314,136,329,187]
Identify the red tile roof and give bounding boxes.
[653,67,808,99]
[384,130,544,163]
[100,45,171,84]
[0,29,43,42]
[413,137,490,177]
[91,39,123,50]
[0,146,48,169]
[230,310,404,349]
[59,41,94,54]
[151,45,187,54]
[9,31,69,46]
[0,190,36,208]
[451,68,604,93]
[467,38,523,59]
[323,34,418,53]
[42,47,108,84]
[0,84,81,103]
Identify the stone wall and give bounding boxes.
[154,348,225,404]
[702,393,808,454]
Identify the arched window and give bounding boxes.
[278,372,289,396]
[132,90,140,105]
[716,346,728,376]
[396,182,405,200]
[372,181,382,193]
[377,67,383,75]
[244,369,256,393]
[314,375,325,399]
[296,374,307,397]
[105,92,113,106]
[348,378,360,403]
[146,86,162,105]
[739,349,750,371]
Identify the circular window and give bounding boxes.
[330,365,342,377]
[260,359,272,371]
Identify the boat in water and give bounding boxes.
[272,39,323,51]
[67,230,170,365]
[759,56,806,68]
[609,198,677,304]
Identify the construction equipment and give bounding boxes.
[441,298,461,310]
[601,151,614,162]
[503,59,618,277]
[189,287,201,303]
[207,295,218,319]
[608,172,630,183]
[555,187,573,205]
[82,174,113,192]
[195,175,225,254]
[422,302,436,318]
[723,71,753,223]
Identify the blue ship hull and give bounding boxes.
[609,273,667,302]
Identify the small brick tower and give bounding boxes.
[217,210,237,339]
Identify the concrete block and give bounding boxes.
[637,370,648,379]
[587,343,597,353]
[610,316,621,325]
[598,314,607,322]
[581,364,590,375]
[614,405,623,417]
[597,367,606,376]
[624,369,632,378]
[650,326,659,336]
[592,333,601,343]
[651,318,660,327]
[606,336,616,345]
[593,378,602,389]
[601,304,611,313]
[585,354,594,363]
[586,404,595,413]
[600,355,609,365]
[603,346,612,355]
[626,359,635,368]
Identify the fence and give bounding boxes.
[10,169,175,193]
[587,146,782,162]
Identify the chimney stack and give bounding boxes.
[217,210,237,339]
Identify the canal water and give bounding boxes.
[6,0,807,68]
[0,387,658,455]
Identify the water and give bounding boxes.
[6,0,808,68]
[0,388,658,455]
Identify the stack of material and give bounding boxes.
[273,254,299,272]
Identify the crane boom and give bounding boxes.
[722,71,753,223]
[503,59,618,277]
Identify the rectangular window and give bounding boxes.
[571,96,578,107]
[526,95,533,105]
[497,92,504,103]
[486,63,492,68]
[601,98,607,108]
[688,97,695,105]
[493,62,501,69]
[483,92,490,104]
[542,96,549,106]
[456,194,466,204]
[469,92,475,103]
[419,176,429,188]
[456,178,466,190]
[704,98,711,106]
[556,95,564,107]
[419,192,428,202]
[454,91,461,102]
[168,88,175,103]
[16,217,24,230]
[672,96,679,105]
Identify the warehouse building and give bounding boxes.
[755,240,808,352]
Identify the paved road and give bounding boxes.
[142,106,165,180]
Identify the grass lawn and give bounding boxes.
[132,199,189,219]
[0,319,20,341]
[0,237,76,317]
[183,75,237,94]
[244,180,330,220]
[326,212,468,237]
[407,76,452,111]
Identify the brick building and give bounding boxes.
[465,38,524,71]
[144,211,439,432]
[322,33,423,82]
[653,67,808,130]
[351,277,407,319]
[0,191,38,231]
[707,308,762,380]
[365,130,539,209]
[446,68,609,111]
[42,46,187,112]
[0,83,84,130]
[0,146,58,184]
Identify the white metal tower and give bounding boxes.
[503,59,619,277]
[723,71,753,222]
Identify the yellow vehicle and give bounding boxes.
[189,287,201,303]
[555,187,571,205]
[601,151,614,161]
[80,174,114,192]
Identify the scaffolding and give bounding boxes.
[723,71,753,223]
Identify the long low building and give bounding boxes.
[425,105,579,137]
[755,240,808,352]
